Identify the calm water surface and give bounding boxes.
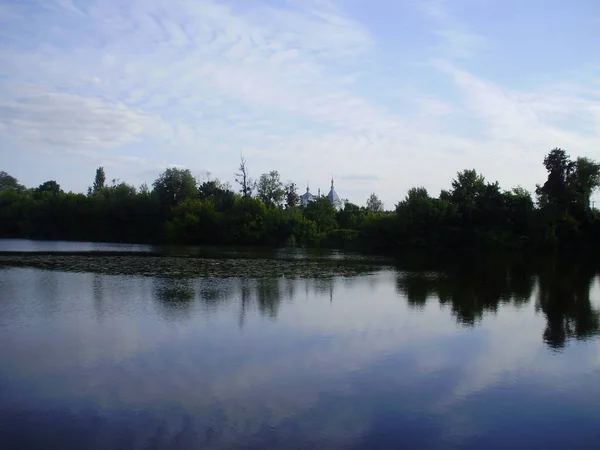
[0,238,155,253]
[1,240,600,449]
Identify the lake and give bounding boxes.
[1,239,600,449]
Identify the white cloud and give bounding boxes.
[0,0,599,206]
[416,96,455,117]
[0,92,167,148]
[433,60,600,157]
[64,149,152,170]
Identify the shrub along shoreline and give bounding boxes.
[1,148,599,255]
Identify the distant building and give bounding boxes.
[300,178,344,210]
[299,185,315,207]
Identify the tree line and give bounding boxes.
[1,148,599,253]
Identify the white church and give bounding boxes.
[300,178,344,210]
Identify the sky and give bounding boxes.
[1,0,600,208]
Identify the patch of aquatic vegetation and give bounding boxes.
[0,252,389,278]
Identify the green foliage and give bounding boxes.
[395,188,459,250]
[285,182,300,209]
[166,198,220,244]
[257,170,285,207]
[282,207,317,243]
[536,148,573,210]
[337,202,366,229]
[1,148,600,254]
[91,167,106,195]
[323,229,360,248]
[0,171,25,192]
[449,169,486,216]
[227,197,267,244]
[303,197,337,234]
[35,181,61,197]
[569,157,600,215]
[153,167,197,212]
[198,180,235,211]
[366,193,384,212]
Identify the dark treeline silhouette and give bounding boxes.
[1,148,599,253]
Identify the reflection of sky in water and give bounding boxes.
[1,267,600,449]
[0,238,157,252]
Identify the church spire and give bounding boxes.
[331,176,334,189]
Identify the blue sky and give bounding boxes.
[1,0,599,207]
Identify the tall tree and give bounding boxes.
[448,169,487,230]
[535,148,573,208]
[235,156,254,198]
[366,193,384,212]
[336,202,363,229]
[406,187,430,202]
[304,197,337,233]
[285,182,299,209]
[198,178,235,211]
[568,157,600,211]
[0,171,24,192]
[36,180,61,196]
[153,167,197,210]
[257,170,285,207]
[92,167,106,195]
[450,169,486,205]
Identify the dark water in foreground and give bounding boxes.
[1,240,600,449]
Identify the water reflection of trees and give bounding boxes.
[395,257,600,349]
[153,278,196,320]
[256,278,282,318]
[151,276,335,325]
[536,260,600,349]
[397,261,535,325]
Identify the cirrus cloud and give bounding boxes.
[0,0,599,206]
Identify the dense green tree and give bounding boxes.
[569,157,600,212]
[35,180,61,196]
[257,170,285,207]
[153,167,197,211]
[505,186,535,240]
[533,149,600,247]
[366,193,384,212]
[90,167,106,196]
[1,148,599,254]
[395,187,459,250]
[227,196,267,244]
[336,202,362,229]
[283,206,317,243]
[198,179,235,211]
[285,182,299,209]
[304,197,337,234]
[166,198,220,244]
[0,171,24,192]
[535,148,573,209]
[449,169,486,208]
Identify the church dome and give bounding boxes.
[300,184,314,207]
[327,178,343,210]
[299,179,344,210]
